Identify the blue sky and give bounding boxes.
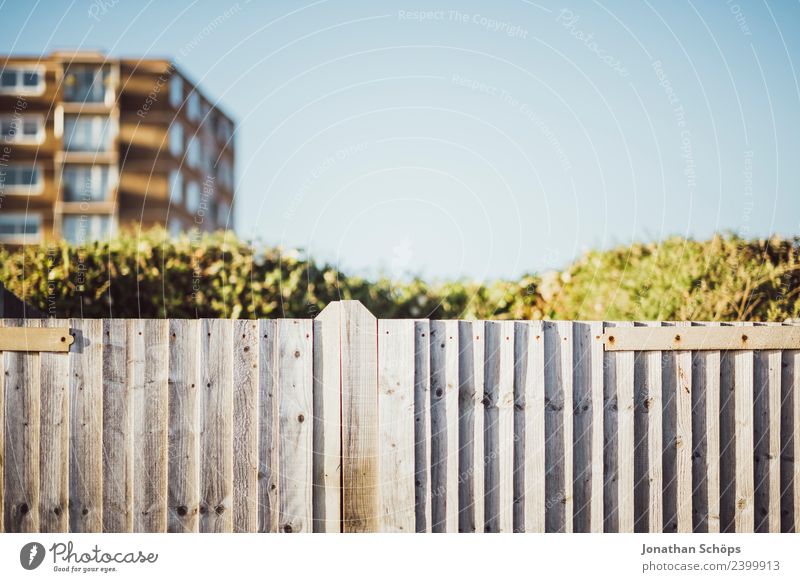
[2,0,799,280]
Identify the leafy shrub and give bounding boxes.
[0,229,797,321]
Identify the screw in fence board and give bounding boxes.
[102,319,133,533]
[338,301,378,533]
[459,320,485,533]
[258,320,279,533]
[167,319,201,533]
[277,319,313,533]
[69,318,103,533]
[3,319,41,533]
[312,305,341,533]
[377,319,416,532]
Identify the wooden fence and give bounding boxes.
[0,301,798,533]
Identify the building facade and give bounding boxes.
[0,51,235,245]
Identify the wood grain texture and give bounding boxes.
[734,323,755,532]
[484,320,514,533]
[719,327,736,533]
[277,319,313,533]
[0,328,3,532]
[232,320,259,533]
[199,319,234,533]
[674,322,693,532]
[0,326,73,352]
[101,319,132,532]
[781,323,799,532]
[312,305,340,532]
[458,320,484,533]
[377,319,416,532]
[572,322,594,533]
[429,319,459,532]
[589,321,604,533]
[413,320,432,533]
[340,302,378,532]
[40,318,70,532]
[258,320,279,533]
[167,319,200,533]
[3,319,41,532]
[603,325,800,351]
[69,318,103,532]
[131,320,169,532]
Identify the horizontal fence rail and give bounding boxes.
[0,303,798,533]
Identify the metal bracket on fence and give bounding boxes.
[602,325,800,351]
[0,327,75,352]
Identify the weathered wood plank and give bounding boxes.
[459,320,484,532]
[378,319,416,532]
[662,322,679,532]
[167,319,200,533]
[277,319,313,533]
[132,319,169,532]
[199,319,234,533]
[0,326,73,352]
[719,325,736,533]
[340,302,378,532]
[3,319,41,532]
[430,319,460,532]
[413,320,432,533]
[0,329,3,532]
[589,321,604,532]
[69,318,103,532]
[102,319,132,532]
[40,318,70,532]
[258,319,279,533]
[573,322,595,533]
[604,325,800,351]
[734,323,755,532]
[781,323,798,532]
[312,305,341,532]
[232,320,259,533]
[674,322,693,532]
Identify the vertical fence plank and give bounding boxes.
[734,323,755,532]
[199,319,234,533]
[258,319,279,533]
[459,320,484,532]
[573,322,596,533]
[603,321,634,532]
[40,318,70,532]
[674,321,693,532]
[312,305,341,533]
[514,321,544,532]
[430,319,459,532]
[781,324,798,532]
[378,320,416,532]
[484,321,514,532]
[691,322,721,533]
[132,320,168,532]
[168,319,200,533]
[340,302,378,532]
[70,318,103,532]
[590,322,604,532]
[3,319,41,532]
[0,332,3,532]
[278,319,313,533]
[414,320,432,533]
[232,320,259,533]
[641,322,663,532]
[719,324,736,533]
[102,319,132,532]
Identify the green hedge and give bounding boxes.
[0,230,797,321]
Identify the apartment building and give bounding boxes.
[0,50,235,245]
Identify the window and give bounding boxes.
[217,201,230,226]
[168,217,182,238]
[64,115,114,152]
[186,181,200,213]
[1,164,43,194]
[169,170,183,204]
[170,75,183,108]
[0,213,42,242]
[187,137,200,168]
[62,165,114,202]
[61,214,115,244]
[63,66,111,104]
[217,159,233,190]
[169,121,183,157]
[187,91,200,121]
[0,115,45,144]
[0,66,44,95]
